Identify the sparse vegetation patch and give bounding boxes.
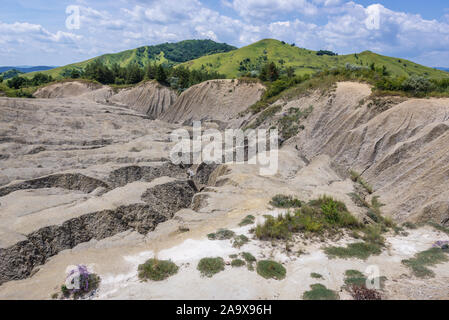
[270,194,303,208]
[402,247,449,278]
[324,242,382,260]
[197,257,225,277]
[302,284,339,300]
[231,259,246,267]
[138,259,179,281]
[239,215,256,226]
[208,229,235,240]
[256,260,286,280]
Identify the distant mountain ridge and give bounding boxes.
[0,66,56,74]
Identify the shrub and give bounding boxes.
[208,229,235,240]
[303,284,339,300]
[241,252,257,271]
[310,272,324,279]
[138,259,179,281]
[197,257,225,277]
[270,195,302,208]
[256,260,286,280]
[401,76,434,94]
[233,234,250,248]
[231,259,246,267]
[239,215,255,226]
[350,170,373,194]
[256,196,359,240]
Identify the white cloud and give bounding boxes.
[2,0,449,67]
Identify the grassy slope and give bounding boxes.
[23,40,237,80]
[182,39,449,79]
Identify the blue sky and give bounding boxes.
[1,0,449,67]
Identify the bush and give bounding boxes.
[138,259,179,281]
[208,229,235,240]
[401,76,434,94]
[256,260,286,280]
[197,257,225,277]
[310,272,324,279]
[231,259,246,267]
[239,215,255,226]
[303,284,339,300]
[256,196,359,240]
[270,195,302,208]
[232,234,249,248]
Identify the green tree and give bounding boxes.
[155,65,167,84]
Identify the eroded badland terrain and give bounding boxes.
[1,79,449,300]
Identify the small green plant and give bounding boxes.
[197,257,225,277]
[402,222,417,230]
[350,170,373,194]
[138,259,179,281]
[208,229,235,240]
[302,284,339,300]
[256,260,286,280]
[233,234,250,248]
[310,272,324,279]
[51,293,59,300]
[231,259,246,267]
[239,215,256,226]
[344,270,367,287]
[324,242,382,260]
[428,222,449,235]
[402,248,449,278]
[270,195,303,208]
[241,252,257,270]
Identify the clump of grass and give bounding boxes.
[208,229,235,240]
[310,272,324,279]
[239,215,256,226]
[350,170,373,194]
[402,222,417,230]
[256,260,286,280]
[324,242,382,260]
[402,248,449,278]
[256,196,359,240]
[302,284,339,300]
[231,259,246,267]
[233,234,250,248]
[229,254,238,259]
[138,259,179,281]
[241,252,256,271]
[428,222,449,235]
[277,106,313,140]
[344,270,367,287]
[197,257,225,277]
[270,194,303,208]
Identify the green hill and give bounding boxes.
[24,39,237,79]
[182,39,448,79]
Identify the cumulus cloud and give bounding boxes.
[2,0,449,67]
